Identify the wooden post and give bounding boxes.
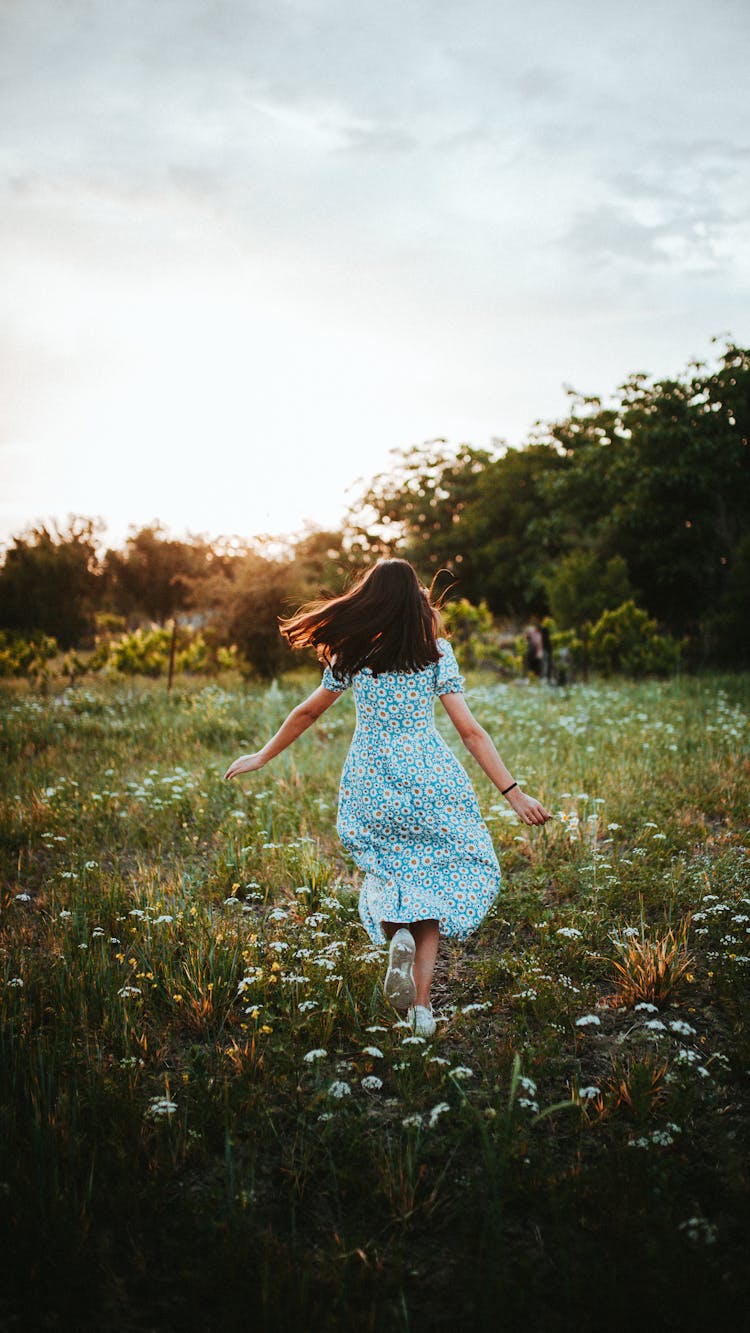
[167,618,177,692]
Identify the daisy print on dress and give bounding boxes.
[322,638,503,945]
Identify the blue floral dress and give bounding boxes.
[321,637,502,945]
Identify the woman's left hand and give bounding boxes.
[506,788,553,826]
[223,753,266,780]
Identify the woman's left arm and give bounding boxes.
[223,686,343,780]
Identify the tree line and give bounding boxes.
[1,338,747,676]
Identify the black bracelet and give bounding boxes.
[501,781,518,795]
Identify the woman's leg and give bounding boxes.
[382,918,439,1008]
[409,919,439,1007]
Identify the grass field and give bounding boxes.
[1,668,748,1331]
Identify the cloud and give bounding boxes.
[1,0,749,546]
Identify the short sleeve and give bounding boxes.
[435,638,465,695]
[321,662,351,693]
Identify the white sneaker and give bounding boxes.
[383,928,416,1009]
[407,1004,436,1038]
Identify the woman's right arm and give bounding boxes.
[223,686,342,780]
[439,692,552,826]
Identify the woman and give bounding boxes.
[224,559,551,1035]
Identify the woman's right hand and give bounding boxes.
[223,753,266,780]
[506,788,552,826]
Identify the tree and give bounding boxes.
[536,341,750,646]
[543,551,633,630]
[102,524,219,624]
[0,516,103,648]
[464,444,567,616]
[202,549,294,678]
[350,441,495,591]
[351,439,566,618]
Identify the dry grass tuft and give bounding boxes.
[610,920,694,1007]
[608,1053,670,1118]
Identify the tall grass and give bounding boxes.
[0,669,748,1330]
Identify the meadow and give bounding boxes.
[1,667,748,1331]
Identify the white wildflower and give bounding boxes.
[575,1014,601,1028]
[518,1098,539,1113]
[303,1048,327,1063]
[674,1049,699,1065]
[450,1066,473,1080]
[669,1020,696,1037]
[401,1113,423,1128]
[679,1216,718,1244]
[237,971,263,992]
[361,1075,383,1091]
[327,1080,351,1099]
[578,1086,601,1100]
[362,1046,384,1059]
[429,1102,450,1127]
[556,927,582,939]
[145,1096,178,1119]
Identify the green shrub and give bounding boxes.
[589,600,681,676]
[543,551,633,630]
[90,625,240,677]
[441,598,520,675]
[0,630,58,678]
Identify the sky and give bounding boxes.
[1,0,748,553]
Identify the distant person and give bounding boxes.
[541,623,553,682]
[525,623,543,677]
[556,644,571,687]
[224,559,551,1037]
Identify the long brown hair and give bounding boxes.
[279,558,447,680]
